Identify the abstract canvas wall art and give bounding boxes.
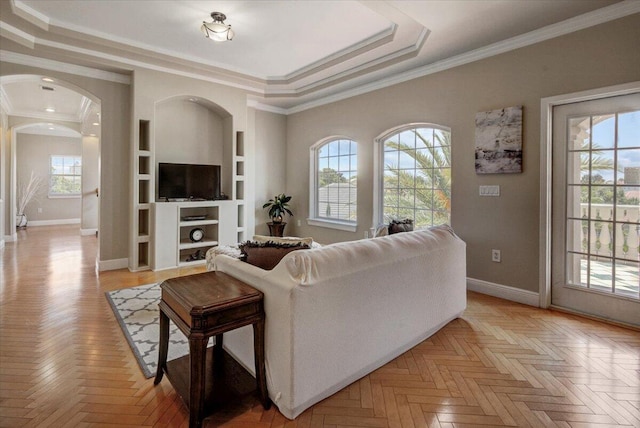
[475,106,523,174]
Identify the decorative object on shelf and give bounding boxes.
[181,214,207,221]
[475,105,523,174]
[189,228,205,242]
[16,170,44,229]
[185,249,205,262]
[201,12,234,41]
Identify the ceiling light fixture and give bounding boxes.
[42,77,54,82]
[45,108,55,113]
[201,12,234,42]
[92,122,99,126]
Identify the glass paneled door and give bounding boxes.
[552,93,640,326]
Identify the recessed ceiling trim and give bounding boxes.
[247,99,287,115]
[12,0,49,30]
[0,50,131,84]
[0,20,36,49]
[285,28,430,95]
[285,0,640,114]
[273,24,398,82]
[9,109,81,123]
[40,14,265,80]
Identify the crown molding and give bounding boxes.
[9,109,80,123]
[3,0,638,115]
[0,50,131,84]
[276,24,398,82]
[247,99,287,115]
[0,85,13,114]
[290,27,430,95]
[0,20,35,48]
[12,0,49,30]
[285,0,640,114]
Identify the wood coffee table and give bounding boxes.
[154,271,270,428]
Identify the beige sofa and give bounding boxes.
[207,225,466,419]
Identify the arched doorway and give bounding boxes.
[1,74,101,248]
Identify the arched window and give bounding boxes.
[308,137,358,231]
[375,124,451,229]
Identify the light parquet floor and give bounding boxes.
[1,225,639,427]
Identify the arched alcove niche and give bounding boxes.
[154,96,233,200]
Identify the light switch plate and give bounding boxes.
[479,185,500,196]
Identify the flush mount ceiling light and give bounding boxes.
[201,12,234,42]
[45,108,55,113]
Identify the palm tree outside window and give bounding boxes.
[377,125,451,229]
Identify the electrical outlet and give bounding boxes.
[492,249,501,263]
[297,219,301,227]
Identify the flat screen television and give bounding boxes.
[158,162,221,201]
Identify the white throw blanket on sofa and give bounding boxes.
[208,225,466,419]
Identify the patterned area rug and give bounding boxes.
[106,283,196,378]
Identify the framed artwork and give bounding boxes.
[475,105,523,174]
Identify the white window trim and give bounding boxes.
[308,135,358,231]
[373,122,451,228]
[48,195,81,199]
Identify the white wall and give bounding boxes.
[0,108,6,246]
[81,135,99,232]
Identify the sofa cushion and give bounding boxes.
[239,241,310,270]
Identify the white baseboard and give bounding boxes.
[0,239,4,249]
[4,233,17,242]
[80,228,97,236]
[29,218,81,226]
[97,258,128,271]
[467,277,539,307]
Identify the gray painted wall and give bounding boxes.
[16,133,81,222]
[284,14,640,293]
[253,109,287,236]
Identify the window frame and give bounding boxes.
[374,123,451,229]
[49,154,82,198]
[308,136,358,232]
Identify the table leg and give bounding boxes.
[253,318,271,410]
[154,306,169,385]
[189,336,208,428]
[214,333,224,360]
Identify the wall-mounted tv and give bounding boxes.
[158,163,222,201]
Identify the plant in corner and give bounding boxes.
[263,193,293,224]
[16,170,44,228]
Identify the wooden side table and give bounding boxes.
[154,271,270,428]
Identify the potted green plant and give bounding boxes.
[263,193,293,223]
[263,193,293,237]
